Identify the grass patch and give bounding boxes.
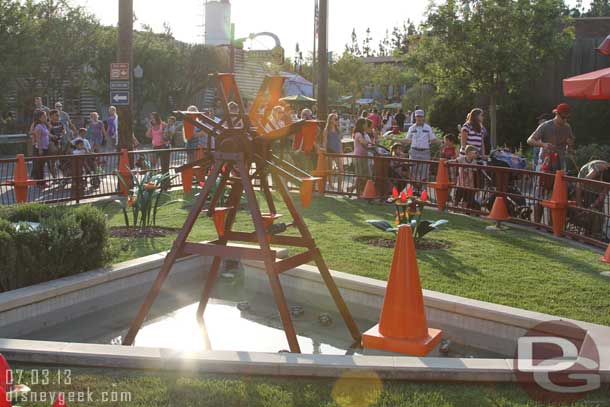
[12,365,610,406]
[99,192,610,326]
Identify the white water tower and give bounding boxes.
[205,0,231,46]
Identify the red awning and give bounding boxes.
[563,67,610,100]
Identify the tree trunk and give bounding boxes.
[489,94,497,149]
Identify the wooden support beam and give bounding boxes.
[224,231,314,248]
[274,250,315,274]
[182,242,275,262]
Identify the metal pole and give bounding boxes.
[317,0,328,120]
[117,0,134,151]
[312,0,317,99]
[230,23,235,73]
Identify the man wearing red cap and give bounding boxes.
[527,103,574,173]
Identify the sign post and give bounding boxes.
[116,0,134,152]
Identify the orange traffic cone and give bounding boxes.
[301,121,318,154]
[362,225,443,355]
[486,196,511,224]
[13,154,30,203]
[261,213,282,242]
[52,392,67,407]
[183,113,195,140]
[182,167,194,193]
[542,171,569,237]
[430,159,451,211]
[0,353,12,392]
[212,207,231,237]
[311,151,328,194]
[600,243,610,264]
[300,178,315,208]
[361,179,379,200]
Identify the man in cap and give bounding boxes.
[527,103,574,173]
[404,109,440,186]
[54,101,76,140]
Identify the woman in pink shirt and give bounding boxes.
[145,112,170,174]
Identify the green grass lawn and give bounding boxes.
[101,191,610,327]
[13,366,610,407]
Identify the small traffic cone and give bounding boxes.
[430,159,451,211]
[118,149,131,196]
[600,243,610,264]
[212,207,231,237]
[13,154,30,203]
[542,171,569,237]
[0,353,12,392]
[361,180,379,200]
[311,151,328,194]
[183,114,195,140]
[181,167,193,193]
[261,213,282,242]
[52,392,66,407]
[486,196,511,230]
[299,178,315,208]
[362,225,442,356]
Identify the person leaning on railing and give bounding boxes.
[403,109,440,191]
[450,145,480,210]
[527,103,575,174]
[573,160,610,239]
[353,117,374,195]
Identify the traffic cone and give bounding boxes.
[181,167,193,193]
[430,159,451,211]
[13,154,30,203]
[362,225,443,356]
[542,171,569,237]
[361,180,379,200]
[0,353,12,392]
[301,121,318,154]
[118,149,131,196]
[183,114,195,140]
[52,392,66,407]
[600,243,610,264]
[261,213,282,242]
[486,197,511,222]
[311,150,328,194]
[299,178,315,208]
[212,207,231,237]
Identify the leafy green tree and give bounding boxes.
[329,52,372,99]
[410,0,574,146]
[584,0,610,16]
[363,28,373,57]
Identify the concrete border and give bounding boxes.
[0,247,608,382]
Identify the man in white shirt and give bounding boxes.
[404,109,440,184]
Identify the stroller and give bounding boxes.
[480,149,532,219]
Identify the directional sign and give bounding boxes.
[110,63,130,81]
[246,46,285,65]
[110,91,130,106]
[110,81,130,91]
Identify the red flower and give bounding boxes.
[407,185,413,197]
[421,190,428,201]
[392,187,399,198]
[199,181,205,187]
[400,191,407,203]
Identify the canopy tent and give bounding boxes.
[563,67,610,100]
[355,98,375,105]
[384,102,402,109]
[279,94,317,104]
[281,72,313,98]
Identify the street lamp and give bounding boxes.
[133,65,144,130]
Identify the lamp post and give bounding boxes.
[317,0,329,120]
[133,64,143,128]
[117,0,134,151]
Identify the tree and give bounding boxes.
[410,0,574,146]
[363,28,373,57]
[584,0,610,16]
[345,28,361,56]
[329,52,372,99]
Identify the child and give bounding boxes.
[440,133,458,160]
[451,145,478,209]
[389,143,409,193]
[135,154,151,172]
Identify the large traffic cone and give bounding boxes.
[0,354,12,392]
[600,243,610,264]
[301,121,318,154]
[13,154,30,203]
[360,179,379,200]
[542,171,569,237]
[118,149,131,196]
[487,197,511,221]
[430,159,451,211]
[299,178,315,208]
[362,225,442,355]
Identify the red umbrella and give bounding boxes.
[563,67,610,100]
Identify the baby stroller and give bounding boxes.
[480,149,532,219]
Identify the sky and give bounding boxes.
[71,0,589,58]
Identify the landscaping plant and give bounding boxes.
[116,170,184,229]
[367,186,448,241]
